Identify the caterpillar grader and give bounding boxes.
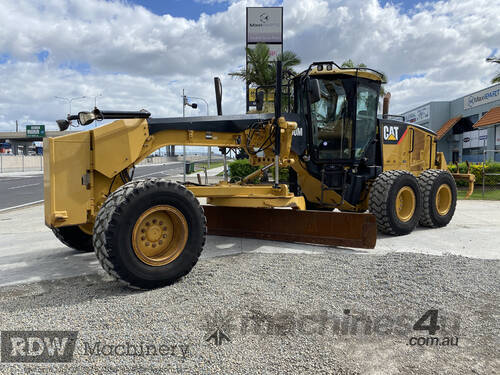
[44,61,474,289]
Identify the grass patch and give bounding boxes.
[457,188,500,200]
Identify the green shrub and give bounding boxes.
[228,159,290,183]
[228,159,259,183]
[448,161,500,186]
[269,166,289,183]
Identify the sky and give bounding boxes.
[0,0,498,132]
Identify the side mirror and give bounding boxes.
[308,78,321,104]
[256,90,265,111]
[191,103,198,109]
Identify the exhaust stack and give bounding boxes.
[382,92,391,119]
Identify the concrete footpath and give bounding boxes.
[0,200,498,287]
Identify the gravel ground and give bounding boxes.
[0,252,498,375]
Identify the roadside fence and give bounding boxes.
[0,155,43,173]
[0,154,224,173]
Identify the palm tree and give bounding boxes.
[486,57,500,83]
[341,59,387,96]
[229,43,301,111]
[341,59,367,69]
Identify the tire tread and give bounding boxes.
[93,178,206,289]
[369,170,420,235]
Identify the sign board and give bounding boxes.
[464,84,500,110]
[403,104,430,123]
[462,129,487,149]
[247,43,282,61]
[26,125,45,138]
[248,87,275,106]
[247,7,283,43]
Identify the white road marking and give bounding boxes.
[8,183,40,190]
[0,200,44,213]
[135,170,171,178]
[0,178,33,182]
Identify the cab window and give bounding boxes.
[355,83,378,158]
[311,78,352,160]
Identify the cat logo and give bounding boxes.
[382,124,407,144]
[292,128,303,136]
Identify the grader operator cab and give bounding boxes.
[45,60,474,289]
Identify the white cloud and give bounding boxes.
[0,0,498,132]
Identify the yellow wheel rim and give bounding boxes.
[132,205,188,267]
[435,184,452,216]
[395,186,416,222]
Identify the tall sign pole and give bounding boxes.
[245,7,249,113]
[246,6,283,112]
[182,89,186,183]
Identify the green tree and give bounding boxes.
[486,57,500,83]
[341,59,367,69]
[341,59,388,96]
[229,43,301,112]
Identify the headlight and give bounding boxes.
[56,119,70,131]
[78,111,96,126]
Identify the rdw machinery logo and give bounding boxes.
[1,331,78,363]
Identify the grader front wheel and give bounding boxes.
[93,178,206,289]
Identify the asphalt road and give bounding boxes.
[0,163,185,210]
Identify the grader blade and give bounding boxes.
[202,206,377,249]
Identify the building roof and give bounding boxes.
[473,106,500,128]
[436,116,462,140]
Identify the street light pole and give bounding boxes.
[182,89,186,183]
[188,96,209,116]
[92,93,103,108]
[54,95,87,116]
[181,91,212,179]
[186,95,211,167]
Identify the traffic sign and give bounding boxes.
[26,125,45,137]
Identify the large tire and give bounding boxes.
[418,169,457,228]
[52,225,93,252]
[93,178,206,289]
[369,170,422,235]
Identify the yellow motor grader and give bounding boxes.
[44,61,474,288]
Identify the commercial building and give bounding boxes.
[401,84,500,163]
